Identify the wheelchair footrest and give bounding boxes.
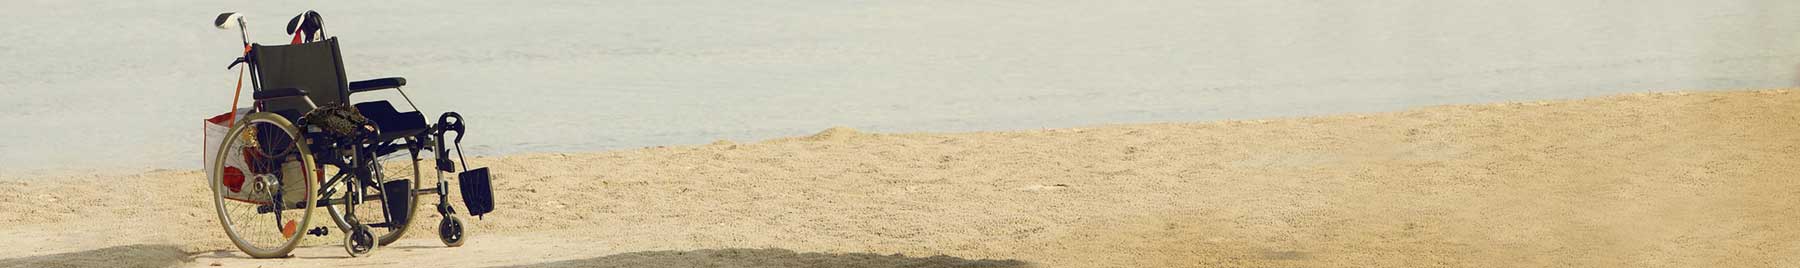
[458,167,495,218]
[382,179,415,225]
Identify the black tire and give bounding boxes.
[345,223,377,257]
[439,216,465,247]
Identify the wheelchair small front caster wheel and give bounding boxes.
[439,216,465,247]
[345,223,377,257]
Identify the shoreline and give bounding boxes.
[2,88,1762,180]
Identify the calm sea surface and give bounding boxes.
[4,0,1799,175]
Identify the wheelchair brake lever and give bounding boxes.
[359,124,380,143]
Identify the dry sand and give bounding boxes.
[4,89,1799,267]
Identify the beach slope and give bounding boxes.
[3,89,1798,267]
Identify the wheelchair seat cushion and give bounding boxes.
[355,100,429,141]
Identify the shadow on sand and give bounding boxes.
[489,248,1031,268]
[0,244,189,268]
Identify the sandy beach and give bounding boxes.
[2,89,1796,267]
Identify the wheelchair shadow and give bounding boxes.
[195,248,368,261]
[486,248,1032,268]
[0,244,190,268]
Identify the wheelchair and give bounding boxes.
[207,11,495,258]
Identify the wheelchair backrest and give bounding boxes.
[249,37,350,108]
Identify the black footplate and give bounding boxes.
[382,179,415,225]
[458,167,494,218]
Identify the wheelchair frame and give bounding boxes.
[208,11,492,258]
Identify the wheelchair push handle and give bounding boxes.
[286,10,326,44]
[213,12,250,69]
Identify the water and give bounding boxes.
[4,0,1799,175]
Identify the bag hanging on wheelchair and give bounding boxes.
[203,108,252,181]
[203,109,313,205]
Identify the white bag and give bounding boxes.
[202,108,250,182]
[203,109,309,205]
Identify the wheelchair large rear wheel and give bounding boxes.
[211,112,317,258]
[324,148,421,246]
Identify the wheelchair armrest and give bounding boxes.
[253,87,308,100]
[348,77,407,94]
